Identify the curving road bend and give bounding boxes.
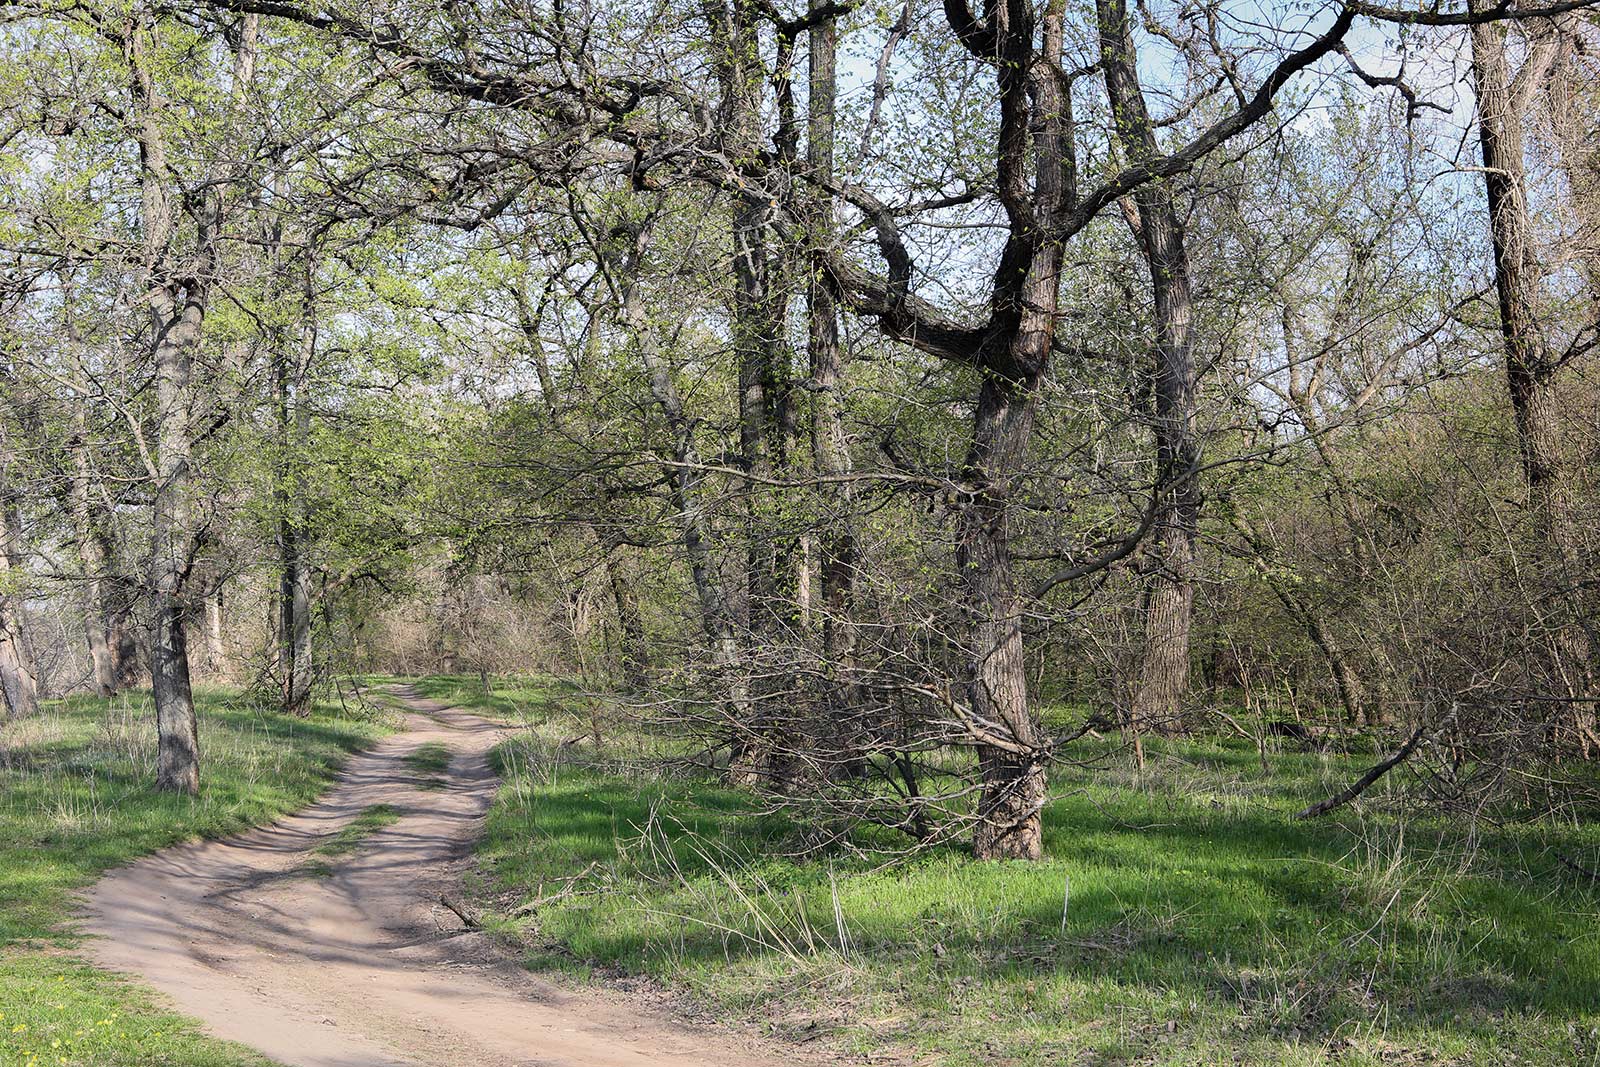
[82,688,797,1067]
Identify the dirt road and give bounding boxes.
[82,688,797,1067]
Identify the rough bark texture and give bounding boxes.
[132,10,215,795]
[960,374,1049,860]
[807,0,862,771]
[1100,0,1201,737]
[148,277,202,795]
[1470,6,1596,719]
[952,0,1073,859]
[709,0,795,788]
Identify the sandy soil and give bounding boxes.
[82,688,803,1067]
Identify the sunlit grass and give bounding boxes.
[425,674,1600,1067]
[0,686,395,1066]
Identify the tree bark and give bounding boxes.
[600,527,649,690]
[69,408,119,697]
[268,169,314,716]
[130,9,212,794]
[952,0,1073,859]
[807,0,862,773]
[1470,4,1596,721]
[1100,0,1202,737]
[0,500,38,721]
[960,373,1049,860]
[148,277,203,795]
[205,581,226,678]
[709,0,795,788]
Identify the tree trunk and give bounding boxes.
[205,581,226,678]
[956,0,1071,859]
[1470,6,1596,720]
[0,472,39,719]
[132,11,206,795]
[601,532,649,690]
[961,372,1048,861]
[148,283,203,795]
[276,259,315,715]
[108,584,142,689]
[1100,0,1202,737]
[807,0,862,774]
[69,409,119,697]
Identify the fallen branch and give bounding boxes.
[1554,852,1600,883]
[1295,721,1427,819]
[438,892,483,929]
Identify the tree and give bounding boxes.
[1468,0,1597,746]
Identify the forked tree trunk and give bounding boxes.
[717,4,798,789]
[1100,0,1201,737]
[956,0,1071,859]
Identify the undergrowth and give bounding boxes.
[416,674,1600,1067]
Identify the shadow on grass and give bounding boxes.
[480,754,1600,1046]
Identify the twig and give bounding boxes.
[1554,852,1600,882]
[510,861,600,917]
[438,892,483,929]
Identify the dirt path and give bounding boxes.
[82,688,801,1067]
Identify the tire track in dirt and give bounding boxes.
[82,687,803,1067]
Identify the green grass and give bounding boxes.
[424,674,1600,1067]
[298,803,403,877]
[406,673,581,724]
[404,745,452,790]
[0,686,395,1067]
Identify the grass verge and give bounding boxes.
[421,674,1600,1067]
[0,686,395,1067]
[404,744,452,790]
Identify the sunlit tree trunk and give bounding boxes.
[1100,0,1201,738]
[807,0,862,774]
[147,272,203,794]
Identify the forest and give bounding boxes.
[0,0,1598,1063]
